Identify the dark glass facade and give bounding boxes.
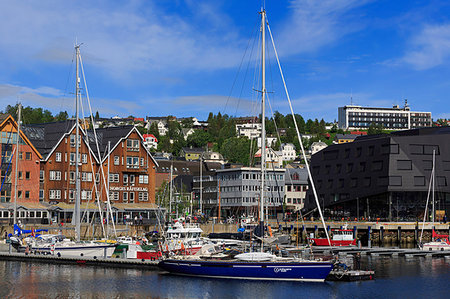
[305,127,450,221]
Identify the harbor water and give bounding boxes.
[0,256,449,298]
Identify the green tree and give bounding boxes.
[187,129,210,148]
[55,111,68,121]
[94,111,100,120]
[220,137,256,166]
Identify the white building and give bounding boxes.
[236,123,261,139]
[157,121,168,136]
[280,143,296,161]
[338,102,432,130]
[257,137,276,148]
[284,168,308,211]
[142,134,158,149]
[310,141,327,155]
[254,147,283,168]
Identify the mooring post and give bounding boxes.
[380,226,384,244]
[368,226,372,248]
[397,226,401,246]
[414,224,419,246]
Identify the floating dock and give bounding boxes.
[0,252,159,270]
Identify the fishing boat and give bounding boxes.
[311,224,356,246]
[159,9,334,281]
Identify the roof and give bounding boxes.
[0,202,50,210]
[182,147,205,153]
[22,120,76,159]
[48,202,160,211]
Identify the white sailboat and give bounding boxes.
[29,44,115,258]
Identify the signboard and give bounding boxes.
[109,186,148,192]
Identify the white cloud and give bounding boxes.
[275,0,372,56]
[0,0,246,81]
[402,24,450,70]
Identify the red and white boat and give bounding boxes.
[421,229,450,251]
[311,225,356,246]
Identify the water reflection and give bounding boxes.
[0,257,448,298]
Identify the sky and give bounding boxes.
[1,0,450,122]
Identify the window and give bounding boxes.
[130,175,135,185]
[114,156,120,165]
[389,176,402,186]
[18,171,23,179]
[49,189,61,200]
[49,171,61,181]
[25,172,30,180]
[141,157,145,167]
[126,156,139,169]
[139,192,148,201]
[109,173,119,183]
[55,152,62,162]
[372,161,383,171]
[109,191,119,201]
[82,172,92,182]
[69,171,75,183]
[70,135,81,147]
[139,175,148,184]
[123,192,128,202]
[397,160,412,170]
[39,189,44,199]
[82,154,88,164]
[19,152,23,160]
[40,170,44,181]
[437,176,447,187]
[25,152,31,160]
[81,190,92,200]
[129,192,135,202]
[127,139,139,151]
[123,174,128,185]
[414,176,425,186]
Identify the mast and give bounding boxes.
[169,163,173,221]
[199,154,203,215]
[13,103,22,225]
[260,9,266,252]
[432,149,435,223]
[75,44,81,241]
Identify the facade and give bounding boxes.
[0,114,42,203]
[216,167,285,218]
[22,121,157,205]
[236,123,261,139]
[285,168,308,211]
[181,147,205,161]
[142,133,158,149]
[254,148,283,168]
[305,127,450,221]
[280,143,296,161]
[310,141,327,155]
[338,103,432,130]
[335,134,358,144]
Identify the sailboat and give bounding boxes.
[28,44,116,258]
[419,150,450,251]
[158,9,334,281]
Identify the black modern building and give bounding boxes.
[305,127,450,221]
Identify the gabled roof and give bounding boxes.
[182,147,205,153]
[23,120,76,159]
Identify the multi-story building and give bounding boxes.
[142,133,158,150]
[22,121,157,205]
[280,143,297,161]
[338,102,432,130]
[305,127,450,221]
[236,123,261,139]
[254,148,283,168]
[285,167,308,211]
[0,114,42,203]
[216,167,285,218]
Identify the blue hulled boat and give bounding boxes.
[159,258,333,282]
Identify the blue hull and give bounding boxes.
[159,259,333,282]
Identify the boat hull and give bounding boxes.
[312,238,356,246]
[158,259,333,282]
[31,244,116,258]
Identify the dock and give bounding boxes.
[0,252,159,270]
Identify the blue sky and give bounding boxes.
[1,0,450,122]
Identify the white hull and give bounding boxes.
[32,243,116,258]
